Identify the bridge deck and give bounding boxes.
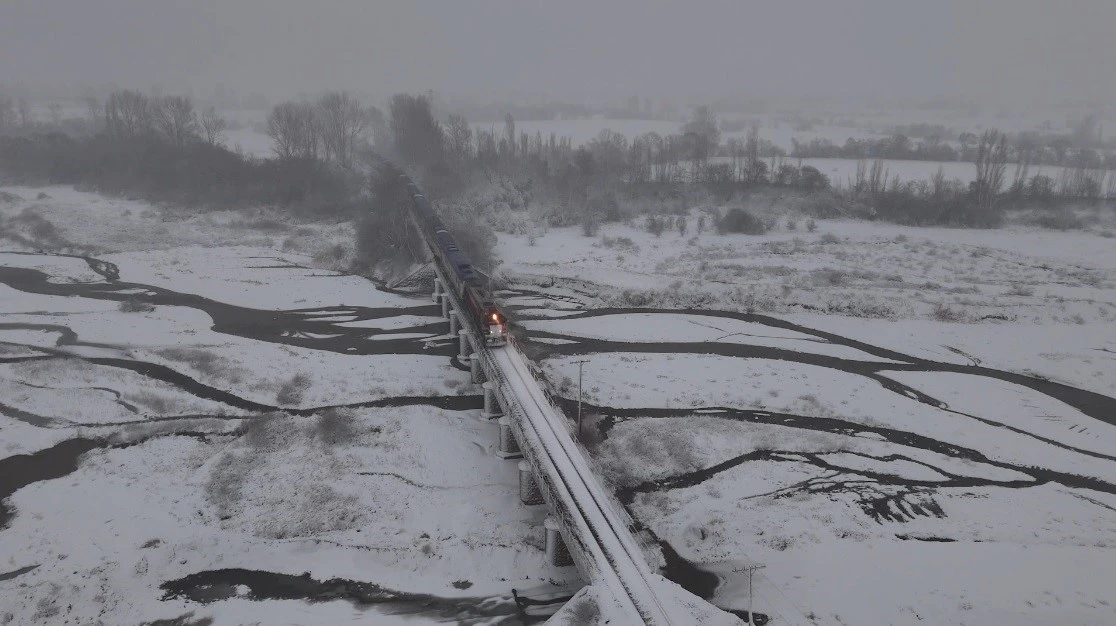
[405,177,739,624]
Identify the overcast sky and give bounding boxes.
[2,0,1114,108]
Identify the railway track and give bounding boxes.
[394,167,740,624]
[491,346,675,623]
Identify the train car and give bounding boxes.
[403,178,509,346]
[462,283,509,346]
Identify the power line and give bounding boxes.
[733,563,766,624]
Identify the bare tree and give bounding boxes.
[154,95,199,148]
[83,97,101,128]
[745,124,760,171]
[17,97,32,127]
[504,112,516,157]
[200,106,228,146]
[389,93,444,167]
[0,96,14,132]
[367,105,389,149]
[267,101,318,160]
[973,129,1008,208]
[105,90,155,140]
[317,91,367,167]
[46,102,63,126]
[444,114,473,165]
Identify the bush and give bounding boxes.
[353,164,424,275]
[601,236,638,252]
[646,215,665,237]
[806,218,818,232]
[276,374,312,405]
[1029,209,1084,230]
[581,212,599,237]
[717,208,767,235]
[314,408,358,446]
[119,297,155,313]
[588,190,622,222]
[932,302,966,322]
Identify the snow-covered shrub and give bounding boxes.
[932,302,967,322]
[206,450,253,519]
[601,236,638,253]
[595,423,704,488]
[1027,208,1085,230]
[253,482,364,539]
[275,374,311,406]
[717,208,767,235]
[314,408,358,446]
[823,295,899,319]
[118,297,155,313]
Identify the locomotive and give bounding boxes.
[399,173,509,347]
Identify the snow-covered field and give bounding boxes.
[496,213,1116,624]
[5,180,1115,624]
[0,186,578,625]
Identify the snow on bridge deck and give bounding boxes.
[401,170,740,623]
[485,344,740,624]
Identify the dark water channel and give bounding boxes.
[161,569,551,625]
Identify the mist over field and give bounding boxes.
[1,2,1115,625]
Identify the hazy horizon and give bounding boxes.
[2,0,1115,110]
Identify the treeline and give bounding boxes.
[832,132,1115,226]
[384,94,1112,231]
[391,99,793,199]
[792,131,1116,169]
[0,89,360,214]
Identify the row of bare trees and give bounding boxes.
[0,94,34,132]
[100,89,227,148]
[389,95,744,187]
[266,92,385,168]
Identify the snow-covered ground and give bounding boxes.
[0,185,579,625]
[5,180,1115,624]
[496,213,1116,624]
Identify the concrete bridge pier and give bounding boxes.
[497,416,521,458]
[543,516,574,567]
[470,352,485,384]
[449,309,459,335]
[458,329,472,361]
[482,382,502,419]
[518,461,545,505]
[432,277,443,303]
[440,293,450,319]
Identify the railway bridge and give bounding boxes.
[401,177,742,624]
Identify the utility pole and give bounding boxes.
[734,563,766,624]
[573,359,589,439]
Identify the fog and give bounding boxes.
[2,0,1114,107]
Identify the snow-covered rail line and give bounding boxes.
[395,167,739,623]
[490,346,675,623]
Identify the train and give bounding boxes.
[398,173,510,347]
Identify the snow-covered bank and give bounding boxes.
[498,214,1116,623]
[1,184,575,625]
